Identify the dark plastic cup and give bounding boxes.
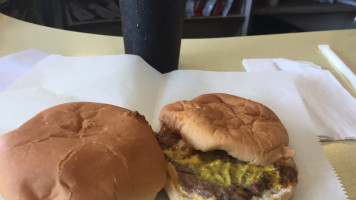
[119,0,186,73]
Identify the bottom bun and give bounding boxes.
[251,186,295,200]
[166,178,296,200]
[165,179,215,200]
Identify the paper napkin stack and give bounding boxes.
[243,52,356,140]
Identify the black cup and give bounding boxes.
[119,0,186,73]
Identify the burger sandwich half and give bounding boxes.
[0,102,167,200]
[156,93,298,200]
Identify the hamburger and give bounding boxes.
[156,93,298,200]
[0,102,166,200]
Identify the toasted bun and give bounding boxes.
[159,93,295,165]
[165,179,215,200]
[0,102,166,200]
[251,185,296,200]
[165,162,297,200]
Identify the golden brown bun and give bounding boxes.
[251,185,296,200]
[159,93,295,165]
[165,161,297,200]
[165,179,215,200]
[0,102,166,200]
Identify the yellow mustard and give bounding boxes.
[164,148,281,188]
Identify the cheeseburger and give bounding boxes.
[156,93,298,200]
[0,102,166,200]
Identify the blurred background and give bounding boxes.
[0,0,355,38]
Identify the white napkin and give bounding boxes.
[0,50,348,200]
[0,49,50,92]
[243,58,356,140]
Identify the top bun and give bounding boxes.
[159,93,295,166]
[0,102,166,200]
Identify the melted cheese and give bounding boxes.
[164,148,282,188]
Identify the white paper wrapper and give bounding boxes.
[243,58,356,140]
[0,49,49,92]
[0,52,348,200]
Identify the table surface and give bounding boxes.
[1,13,356,199]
